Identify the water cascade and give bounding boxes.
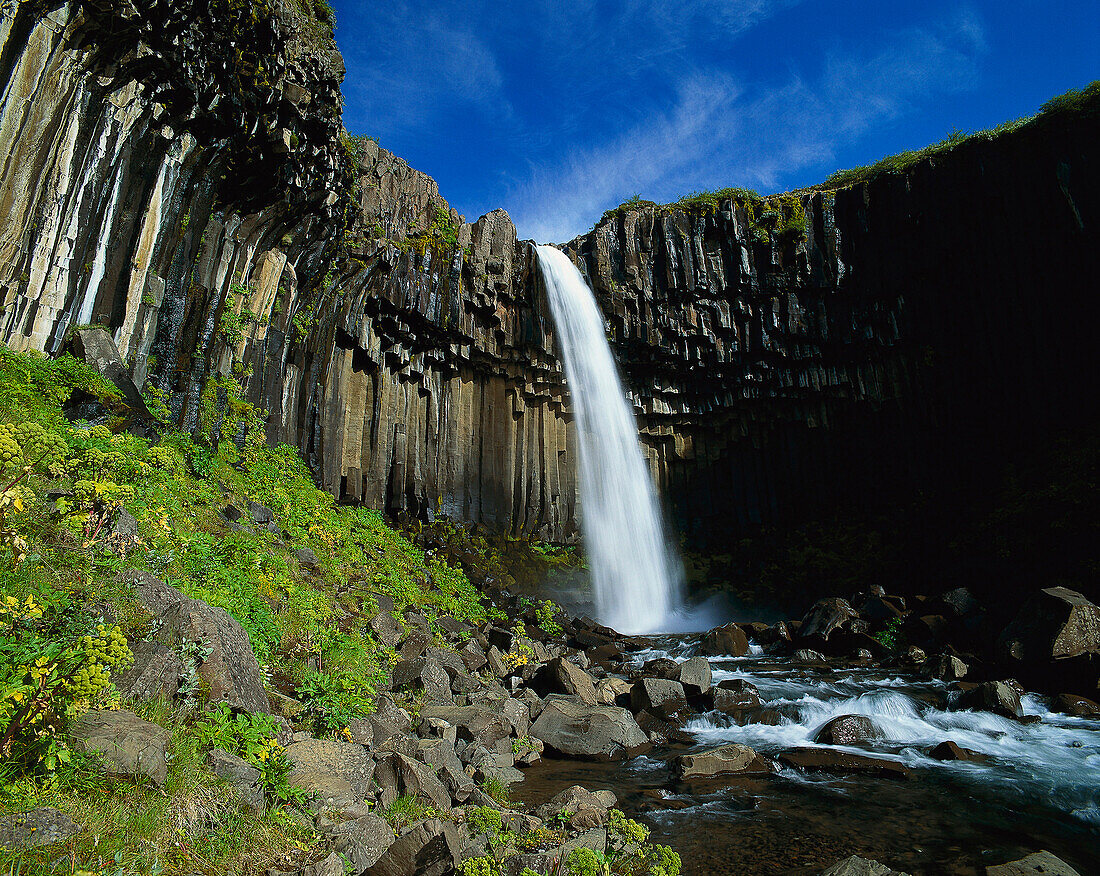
[537,245,683,634]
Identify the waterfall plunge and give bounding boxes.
[537,245,683,634]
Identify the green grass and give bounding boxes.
[0,342,499,872]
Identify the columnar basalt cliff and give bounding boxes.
[0,0,1096,554]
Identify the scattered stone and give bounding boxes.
[285,739,376,807]
[294,547,319,569]
[595,677,632,706]
[208,748,265,814]
[420,705,511,749]
[530,696,649,761]
[821,855,911,875]
[70,709,171,786]
[813,715,879,745]
[777,749,910,780]
[998,587,1100,663]
[323,814,394,872]
[630,677,687,718]
[547,657,598,706]
[925,654,968,681]
[677,743,772,778]
[676,656,712,695]
[985,850,1082,875]
[0,807,81,849]
[794,649,827,662]
[369,611,406,649]
[928,741,988,763]
[699,623,750,657]
[375,753,451,811]
[1053,693,1100,718]
[798,598,860,645]
[364,818,461,876]
[712,685,762,714]
[113,641,183,702]
[958,681,1023,719]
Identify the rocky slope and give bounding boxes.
[1,1,1097,556]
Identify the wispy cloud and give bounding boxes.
[506,11,988,242]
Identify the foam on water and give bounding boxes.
[685,652,1100,821]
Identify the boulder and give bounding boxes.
[151,585,271,714]
[595,677,632,706]
[70,709,171,786]
[821,856,911,875]
[777,749,910,780]
[369,611,406,649]
[813,715,879,745]
[0,807,81,849]
[285,739,376,807]
[417,739,475,801]
[925,654,968,682]
[392,657,453,705]
[530,696,649,761]
[364,818,461,876]
[374,753,451,811]
[677,743,772,778]
[634,710,695,745]
[323,814,394,872]
[798,598,860,645]
[630,677,687,718]
[208,748,265,814]
[958,681,1023,719]
[998,587,1100,664]
[67,328,153,420]
[419,705,511,749]
[985,851,1082,875]
[641,657,680,679]
[794,649,827,662]
[547,657,598,706]
[535,785,611,831]
[928,741,988,763]
[676,656,712,695]
[112,641,183,702]
[1053,693,1100,718]
[712,684,762,714]
[699,623,750,657]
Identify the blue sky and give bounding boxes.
[333,1,1097,243]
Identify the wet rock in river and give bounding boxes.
[777,749,911,780]
[677,743,773,778]
[630,677,687,718]
[813,715,880,745]
[699,623,750,657]
[820,855,912,875]
[928,740,988,763]
[529,696,649,761]
[985,850,1082,875]
[957,681,1023,719]
[1053,693,1100,718]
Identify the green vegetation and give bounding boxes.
[872,617,905,655]
[602,188,807,246]
[0,343,494,873]
[822,80,1099,190]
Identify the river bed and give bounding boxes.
[514,637,1100,874]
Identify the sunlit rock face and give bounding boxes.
[0,3,1096,550]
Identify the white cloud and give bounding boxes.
[505,10,989,242]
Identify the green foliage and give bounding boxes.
[404,207,461,255]
[194,703,304,805]
[384,793,438,831]
[296,667,380,734]
[872,617,905,654]
[480,774,510,805]
[468,804,503,836]
[0,592,132,774]
[823,80,1099,190]
[563,810,681,876]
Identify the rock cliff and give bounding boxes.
[1,1,1096,550]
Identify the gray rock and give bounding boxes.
[630,677,687,718]
[68,328,153,419]
[417,739,475,801]
[821,855,911,875]
[813,715,879,745]
[984,850,1081,875]
[458,640,488,672]
[799,598,860,643]
[420,705,511,749]
[324,813,394,872]
[208,748,265,814]
[958,681,1023,719]
[676,656,712,695]
[374,753,451,811]
[370,611,406,649]
[677,743,772,778]
[534,785,610,830]
[146,579,270,714]
[364,818,461,876]
[285,739,376,807]
[699,623,750,657]
[113,640,183,702]
[529,696,649,761]
[794,649,827,662]
[547,657,598,706]
[926,654,968,681]
[999,587,1100,662]
[302,851,345,876]
[500,698,531,737]
[0,807,81,849]
[294,547,319,569]
[595,677,631,706]
[70,709,171,786]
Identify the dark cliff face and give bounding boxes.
[567,110,1099,548]
[0,4,1096,567]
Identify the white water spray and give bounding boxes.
[537,245,683,634]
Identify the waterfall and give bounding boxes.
[537,245,683,634]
